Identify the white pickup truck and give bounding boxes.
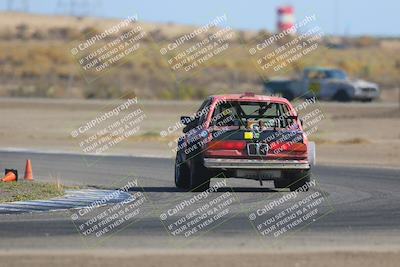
[264,67,380,102]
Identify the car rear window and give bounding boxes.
[211,101,297,129]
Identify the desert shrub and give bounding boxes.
[354,36,379,48]
[84,83,126,99]
[31,29,47,40]
[9,85,64,98]
[48,27,81,40]
[15,23,29,39]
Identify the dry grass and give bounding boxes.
[0,181,65,203]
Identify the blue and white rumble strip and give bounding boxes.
[0,189,132,214]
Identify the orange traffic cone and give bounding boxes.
[24,159,33,181]
[1,169,18,182]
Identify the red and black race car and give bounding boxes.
[175,92,315,192]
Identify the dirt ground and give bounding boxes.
[0,97,399,168]
[0,249,399,267]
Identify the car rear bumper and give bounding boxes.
[203,158,310,170]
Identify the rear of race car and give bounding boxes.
[201,95,314,191]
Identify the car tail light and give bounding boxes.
[269,142,307,153]
[207,140,246,150]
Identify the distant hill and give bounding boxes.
[0,12,398,100]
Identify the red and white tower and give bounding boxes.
[277,6,296,33]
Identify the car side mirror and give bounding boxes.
[180,116,192,126]
[181,116,199,133]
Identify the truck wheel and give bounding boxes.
[333,90,351,102]
[189,156,210,192]
[361,98,373,103]
[175,154,190,189]
[275,169,311,191]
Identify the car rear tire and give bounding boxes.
[189,156,211,192]
[275,169,311,191]
[175,154,190,189]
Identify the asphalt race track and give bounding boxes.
[0,150,399,250]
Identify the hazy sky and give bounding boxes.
[0,0,398,36]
